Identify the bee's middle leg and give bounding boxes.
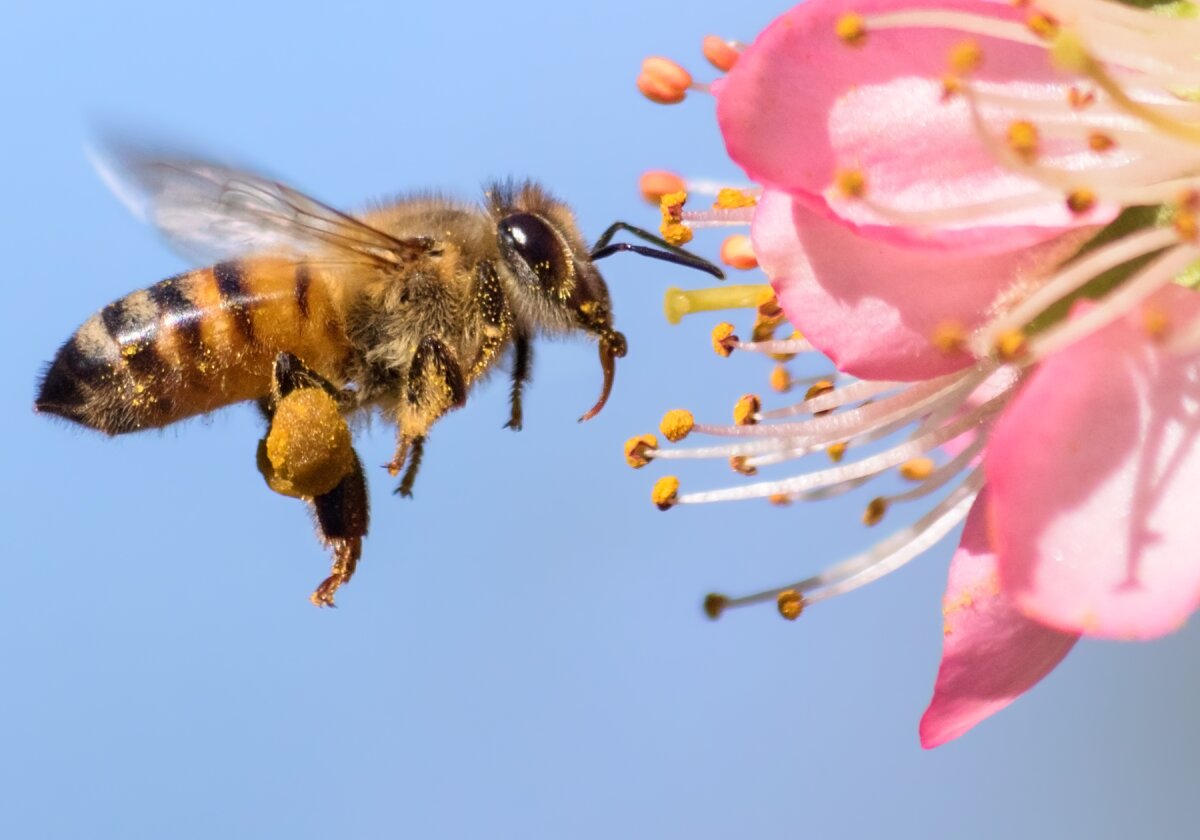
[388,336,466,497]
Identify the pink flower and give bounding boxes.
[635,0,1200,746]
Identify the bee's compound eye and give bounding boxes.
[498,213,566,290]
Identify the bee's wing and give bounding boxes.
[92,142,429,269]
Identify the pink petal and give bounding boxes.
[753,190,1091,380]
[988,286,1200,639]
[717,0,1118,253]
[919,491,1079,748]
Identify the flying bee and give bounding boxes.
[35,145,723,605]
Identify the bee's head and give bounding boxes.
[486,180,723,422]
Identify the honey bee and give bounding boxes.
[36,144,722,605]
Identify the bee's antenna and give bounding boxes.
[591,221,725,280]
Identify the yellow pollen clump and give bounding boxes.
[1141,305,1170,341]
[638,170,686,203]
[259,389,354,499]
[769,365,791,393]
[1088,132,1116,152]
[711,322,738,357]
[729,455,757,476]
[996,328,1027,359]
[1066,188,1097,215]
[702,35,740,72]
[720,234,758,270]
[768,493,792,506]
[835,13,867,47]
[660,408,695,442]
[834,168,867,199]
[932,319,967,354]
[777,589,805,620]
[827,441,848,462]
[899,457,936,481]
[661,222,693,246]
[1026,11,1059,40]
[862,497,888,527]
[703,593,729,620]
[948,40,983,75]
[733,394,761,426]
[714,188,758,210]
[623,434,658,469]
[1006,121,1040,163]
[652,476,680,510]
[637,56,693,105]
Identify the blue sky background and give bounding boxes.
[4,1,1199,837]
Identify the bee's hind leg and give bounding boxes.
[256,352,369,607]
[387,336,466,497]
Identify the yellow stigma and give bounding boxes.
[623,434,658,468]
[660,409,695,442]
[662,284,775,325]
[932,319,967,354]
[777,589,805,620]
[827,441,848,462]
[714,188,758,210]
[729,455,758,476]
[899,457,936,481]
[996,328,1027,359]
[862,497,888,527]
[835,13,867,47]
[733,394,761,426]
[652,476,680,510]
[948,40,983,75]
[1066,188,1097,215]
[711,322,738,356]
[769,364,791,393]
[834,168,867,199]
[1006,120,1040,163]
[704,593,729,620]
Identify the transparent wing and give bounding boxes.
[91,141,431,268]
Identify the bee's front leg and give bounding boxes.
[504,333,532,431]
[388,336,466,497]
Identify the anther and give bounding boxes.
[624,434,658,468]
[639,170,687,203]
[702,35,740,72]
[652,476,680,510]
[1006,121,1040,163]
[638,57,693,105]
[1087,132,1116,152]
[835,13,867,47]
[1066,188,1096,215]
[660,409,695,442]
[996,328,1027,359]
[1175,208,1199,243]
[777,589,805,621]
[769,365,790,393]
[1067,86,1096,110]
[714,188,757,210]
[1141,305,1171,341]
[733,394,761,426]
[660,190,694,246]
[862,497,888,527]
[899,457,936,481]
[720,234,758,270]
[703,593,729,620]
[834,168,867,199]
[712,322,738,357]
[827,441,848,462]
[768,493,792,506]
[804,379,835,404]
[948,40,983,76]
[932,319,967,354]
[1026,12,1058,40]
[729,455,757,476]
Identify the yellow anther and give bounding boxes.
[639,170,686,203]
[1175,209,1199,243]
[714,188,758,210]
[659,409,695,442]
[827,441,848,462]
[623,434,658,469]
[804,380,835,402]
[768,493,792,506]
[1141,305,1170,341]
[948,40,983,75]
[729,455,757,476]
[1006,121,1040,163]
[931,319,967,354]
[702,35,740,72]
[703,593,729,620]
[661,222,694,246]
[652,476,680,510]
[941,75,964,101]
[1087,132,1116,152]
[720,234,758,270]
[899,457,937,481]
[733,394,761,426]
[769,365,791,393]
[777,589,805,621]
[711,322,738,357]
[660,190,693,246]
[834,168,867,199]
[1066,188,1097,215]
[862,497,888,527]
[1026,11,1059,40]
[835,13,867,47]
[638,56,693,105]
[662,285,775,325]
[996,328,1027,359]
[752,292,785,343]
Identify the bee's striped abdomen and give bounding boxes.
[37,258,353,434]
